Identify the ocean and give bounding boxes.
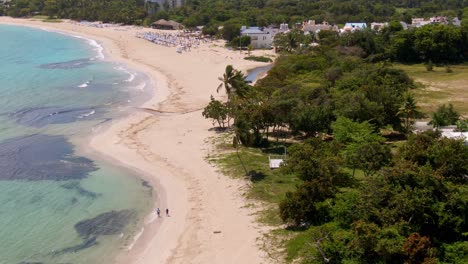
[0,24,153,263]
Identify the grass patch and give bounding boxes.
[216,147,299,204]
[31,15,62,23]
[283,228,315,262]
[42,18,63,23]
[209,131,299,227]
[394,63,468,115]
[244,55,273,63]
[31,15,49,19]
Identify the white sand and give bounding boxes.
[0,17,274,263]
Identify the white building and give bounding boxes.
[451,17,462,27]
[341,22,367,32]
[240,27,272,49]
[240,25,288,49]
[400,21,409,30]
[411,16,456,28]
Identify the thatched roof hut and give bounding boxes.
[151,19,182,30]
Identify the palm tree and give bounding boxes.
[217,65,248,100]
[397,93,421,132]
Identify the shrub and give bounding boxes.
[244,56,272,63]
[425,61,433,71]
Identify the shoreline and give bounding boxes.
[0,17,274,263]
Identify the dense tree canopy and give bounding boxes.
[280,131,468,263]
[3,0,468,30]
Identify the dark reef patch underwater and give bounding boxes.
[55,210,135,254]
[0,134,97,181]
[10,106,101,127]
[39,58,92,70]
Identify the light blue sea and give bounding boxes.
[0,24,153,264]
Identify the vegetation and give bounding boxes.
[244,55,272,63]
[2,0,466,262]
[429,103,460,128]
[204,18,467,262]
[393,63,468,115]
[2,0,468,34]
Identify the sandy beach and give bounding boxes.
[0,17,274,263]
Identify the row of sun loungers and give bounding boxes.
[136,32,211,52]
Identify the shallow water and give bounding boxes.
[0,24,153,263]
[245,64,273,83]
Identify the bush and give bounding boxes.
[229,36,251,49]
[425,61,433,71]
[244,56,272,62]
[429,103,460,128]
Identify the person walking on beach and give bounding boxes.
[166,208,170,217]
[156,208,160,217]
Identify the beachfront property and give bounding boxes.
[302,20,339,33]
[411,16,461,27]
[240,27,272,49]
[151,19,182,30]
[451,17,462,26]
[400,21,409,30]
[240,25,289,49]
[370,22,388,31]
[411,17,433,27]
[341,22,367,32]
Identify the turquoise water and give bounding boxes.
[0,25,153,263]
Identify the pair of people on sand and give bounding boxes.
[156,208,169,217]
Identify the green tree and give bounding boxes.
[216,65,248,101]
[331,117,383,145]
[429,103,460,128]
[43,0,58,17]
[332,117,389,176]
[414,24,463,63]
[345,141,391,177]
[221,21,240,41]
[202,96,230,128]
[397,92,422,133]
[229,35,251,49]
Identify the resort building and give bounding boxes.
[411,16,461,27]
[302,20,338,33]
[240,25,288,49]
[451,17,462,27]
[400,21,409,30]
[370,22,388,31]
[342,22,367,32]
[151,19,182,30]
[430,16,448,24]
[240,27,272,49]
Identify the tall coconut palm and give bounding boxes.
[397,92,421,132]
[217,65,248,100]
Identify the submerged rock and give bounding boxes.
[61,181,99,198]
[141,180,152,189]
[0,134,97,181]
[55,236,98,254]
